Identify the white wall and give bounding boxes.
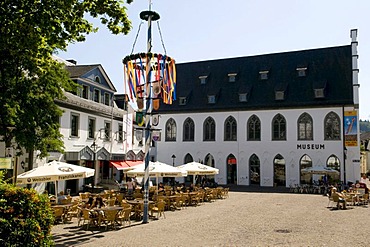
[157,106,359,187]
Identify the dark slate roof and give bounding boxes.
[361,132,370,141]
[155,45,353,114]
[65,65,98,78]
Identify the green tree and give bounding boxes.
[0,0,133,170]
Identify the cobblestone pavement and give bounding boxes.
[52,191,369,247]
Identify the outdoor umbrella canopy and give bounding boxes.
[16,160,95,203]
[177,161,219,176]
[16,160,95,184]
[125,161,187,178]
[301,166,340,175]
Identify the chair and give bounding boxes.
[222,188,229,199]
[102,209,119,230]
[117,208,131,227]
[331,193,347,209]
[65,205,80,222]
[106,198,116,207]
[150,200,166,219]
[80,209,96,229]
[53,207,65,224]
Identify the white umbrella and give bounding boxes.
[17,160,95,202]
[301,166,339,175]
[177,161,219,176]
[126,161,187,178]
[126,161,187,194]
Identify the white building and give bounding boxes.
[154,30,361,187]
[1,58,145,194]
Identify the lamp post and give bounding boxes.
[90,141,98,190]
[171,154,176,189]
[343,147,347,185]
[171,154,176,167]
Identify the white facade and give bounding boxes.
[157,107,360,187]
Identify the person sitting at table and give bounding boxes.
[57,191,67,204]
[83,196,94,209]
[91,195,105,208]
[180,183,187,193]
[158,182,165,195]
[332,187,347,210]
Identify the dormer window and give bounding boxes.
[275,91,285,100]
[208,95,216,104]
[199,75,208,85]
[228,73,238,82]
[314,88,325,98]
[296,67,307,77]
[239,93,248,102]
[313,80,326,99]
[259,70,269,80]
[179,97,187,105]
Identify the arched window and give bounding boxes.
[95,76,101,83]
[203,117,216,141]
[184,153,193,164]
[204,153,215,167]
[165,118,176,142]
[224,116,237,141]
[300,154,312,184]
[273,154,286,186]
[327,155,340,171]
[324,112,341,140]
[247,115,261,141]
[272,114,286,140]
[249,154,260,184]
[183,117,195,141]
[298,113,313,140]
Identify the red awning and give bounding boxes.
[110,160,143,171]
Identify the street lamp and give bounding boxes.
[343,147,347,185]
[90,141,98,190]
[171,154,176,190]
[171,154,176,167]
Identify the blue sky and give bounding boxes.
[58,0,370,120]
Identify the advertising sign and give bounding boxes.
[344,110,358,147]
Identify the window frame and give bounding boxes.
[203,117,216,141]
[272,114,286,141]
[183,117,195,142]
[88,117,96,139]
[70,113,80,137]
[224,116,237,141]
[165,118,177,142]
[103,121,111,141]
[94,88,100,103]
[297,113,313,140]
[247,115,261,141]
[324,112,341,140]
[104,93,111,106]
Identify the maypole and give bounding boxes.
[122,0,176,224]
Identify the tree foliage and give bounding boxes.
[0,171,55,246]
[0,0,133,162]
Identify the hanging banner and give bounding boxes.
[344,110,358,147]
[123,113,133,152]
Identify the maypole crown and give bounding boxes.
[140,10,160,21]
